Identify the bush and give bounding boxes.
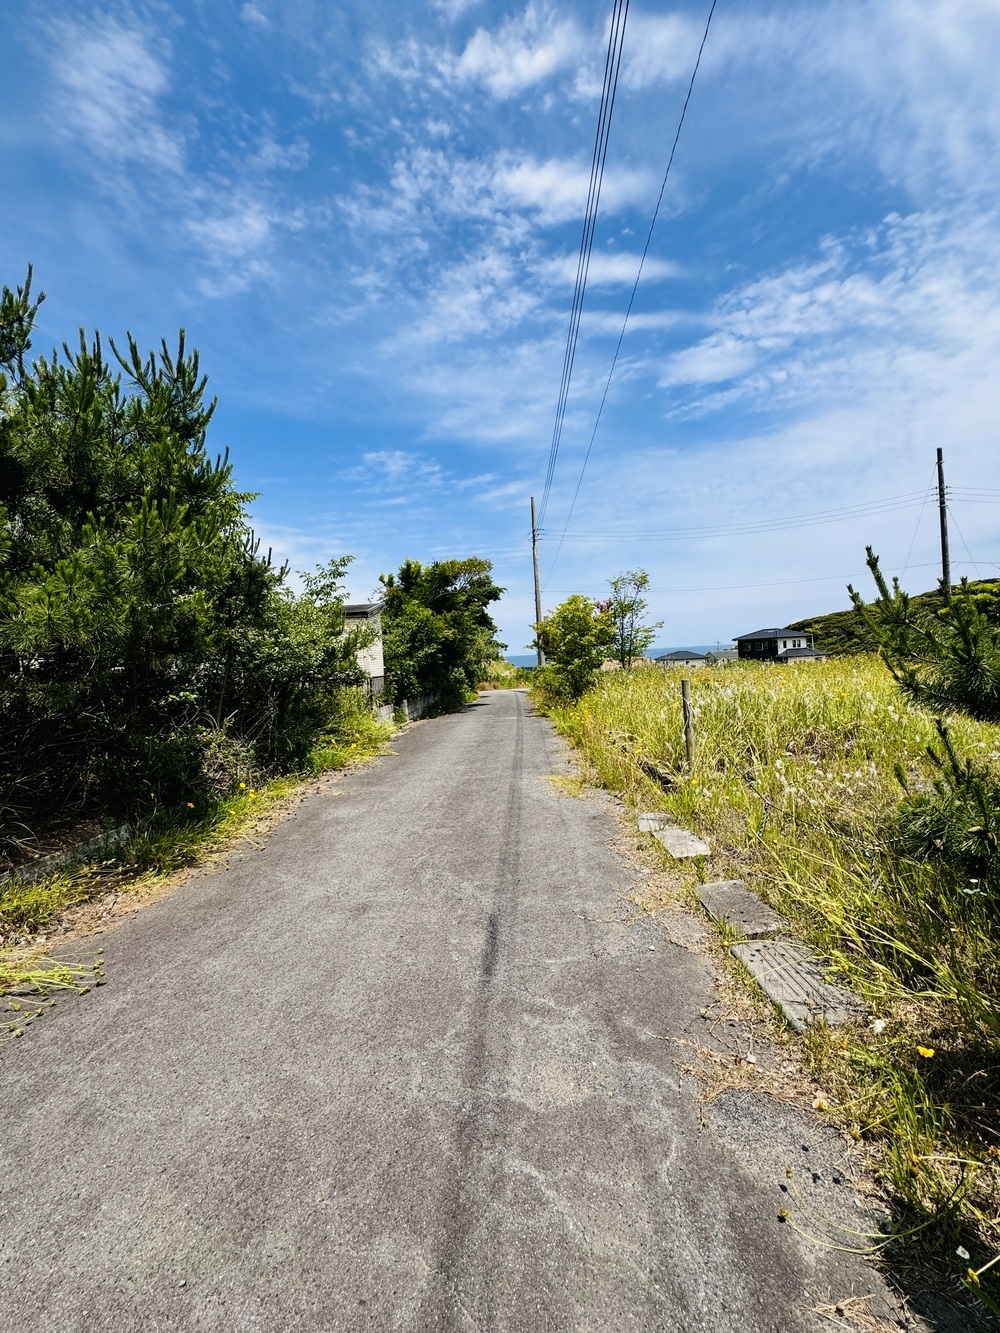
[0,269,374,855]
[380,557,504,711]
[533,594,613,701]
[896,720,1000,897]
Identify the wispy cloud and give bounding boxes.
[538,251,679,287]
[49,16,183,171]
[372,3,584,100]
[446,4,584,98]
[240,3,270,28]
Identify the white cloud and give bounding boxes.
[807,0,1000,199]
[657,212,1000,413]
[492,156,652,224]
[621,11,704,89]
[539,251,679,287]
[448,4,584,98]
[372,4,584,100]
[361,450,444,487]
[660,334,756,386]
[240,4,270,27]
[190,205,276,259]
[50,17,182,171]
[432,0,483,17]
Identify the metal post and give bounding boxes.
[937,447,951,596]
[531,496,545,666]
[681,678,695,770]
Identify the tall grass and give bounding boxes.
[479,659,534,689]
[543,658,1000,1278]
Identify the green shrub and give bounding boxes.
[534,594,613,701]
[380,557,504,710]
[896,721,1000,896]
[0,269,375,852]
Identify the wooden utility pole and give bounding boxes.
[936,447,951,596]
[681,678,695,770]
[531,496,545,666]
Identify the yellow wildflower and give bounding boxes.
[917,1045,935,1058]
[186,802,195,809]
[239,782,246,790]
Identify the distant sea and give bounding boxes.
[505,645,729,668]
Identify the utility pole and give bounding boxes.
[531,497,545,666]
[936,447,951,596]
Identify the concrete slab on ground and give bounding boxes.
[653,826,710,858]
[698,880,788,939]
[637,812,670,833]
[732,939,863,1032]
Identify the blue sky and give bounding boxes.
[3,0,999,652]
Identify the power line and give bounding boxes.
[901,465,937,579]
[538,0,630,529]
[541,558,983,597]
[947,505,982,579]
[550,489,940,544]
[544,0,718,584]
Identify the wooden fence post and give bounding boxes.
[681,678,695,770]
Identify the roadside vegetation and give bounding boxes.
[533,563,1000,1311]
[0,269,500,986]
[479,660,534,689]
[381,557,505,711]
[0,269,379,868]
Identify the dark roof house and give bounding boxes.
[735,627,826,663]
[655,649,707,665]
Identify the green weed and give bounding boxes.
[538,658,1000,1286]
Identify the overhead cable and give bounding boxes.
[538,0,630,529]
[544,0,718,584]
[540,558,983,598]
[551,489,939,544]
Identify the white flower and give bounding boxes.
[870,1018,887,1035]
[957,1246,971,1261]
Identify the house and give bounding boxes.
[705,648,738,664]
[344,602,386,695]
[655,649,707,667]
[735,627,826,663]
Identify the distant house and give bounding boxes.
[655,649,707,667]
[735,627,826,663]
[705,648,738,664]
[344,602,385,695]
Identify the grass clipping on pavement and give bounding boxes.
[541,657,1000,1292]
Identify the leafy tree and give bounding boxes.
[380,557,504,711]
[607,568,662,670]
[534,594,614,700]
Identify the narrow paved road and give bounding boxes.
[2,691,912,1331]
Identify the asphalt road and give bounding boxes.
[1,690,920,1331]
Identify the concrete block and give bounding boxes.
[697,880,787,939]
[637,812,670,833]
[731,939,863,1032]
[653,827,710,859]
